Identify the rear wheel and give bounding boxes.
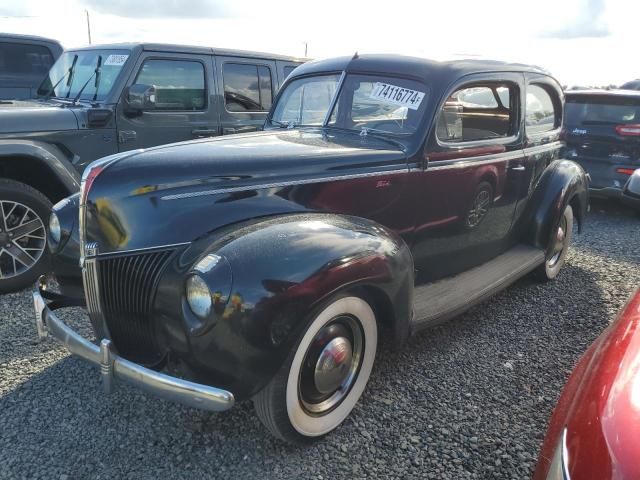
[535,204,573,281]
[253,295,378,444]
[0,179,51,293]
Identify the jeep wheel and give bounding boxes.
[535,204,573,281]
[253,295,378,444]
[0,179,51,293]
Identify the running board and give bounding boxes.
[411,244,545,332]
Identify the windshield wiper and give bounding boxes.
[73,55,102,104]
[270,118,299,129]
[43,54,78,100]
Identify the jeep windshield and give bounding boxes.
[37,49,130,102]
[269,73,428,136]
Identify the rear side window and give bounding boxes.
[283,65,297,79]
[437,83,516,142]
[223,63,273,112]
[0,42,54,77]
[135,59,206,111]
[526,85,557,134]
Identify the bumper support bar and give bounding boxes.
[33,281,235,412]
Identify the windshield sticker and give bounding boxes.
[369,83,425,110]
[104,54,129,66]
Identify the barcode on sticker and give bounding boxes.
[370,83,425,110]
[104,54,129,66]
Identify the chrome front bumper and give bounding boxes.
[33,283,235,412]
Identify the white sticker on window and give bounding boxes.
[104,54,129,66]
[369,82,425,110]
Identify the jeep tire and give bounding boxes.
[0,179,51,293]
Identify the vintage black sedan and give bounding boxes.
[34,54,588,443]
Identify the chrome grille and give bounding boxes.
[98,249,173,364]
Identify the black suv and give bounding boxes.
[0,42,304,292]
[564,89,640,206]
[0,33,63,100]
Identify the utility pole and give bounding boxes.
[85,9,92,45]
[304,42,308,58]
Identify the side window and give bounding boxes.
[526,84,557,134]
[223,63,273,112]
[135,59,206,111]
[436,83,516,143]
[283,65,297,79]
[0,42,54,76]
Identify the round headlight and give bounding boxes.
[49,212,61,245]
[186,274,212,319]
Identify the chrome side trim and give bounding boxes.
[161,168,408,201]
[427,151,524,171]
[427,141,564,172]
[524,141,563,156]
[92,242,190,258]
[33,286,235,412]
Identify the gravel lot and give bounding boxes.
[1,200,638,480]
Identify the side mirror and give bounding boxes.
[124,84,156,115]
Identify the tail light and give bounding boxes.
[616,168,637,176]
[615,124,640,136]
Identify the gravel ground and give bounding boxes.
[1,200,638,480]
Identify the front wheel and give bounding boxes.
[253,295,378,444]
[535,204,573,281]
[0,179,51,293]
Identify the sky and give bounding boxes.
[0,0,636,87]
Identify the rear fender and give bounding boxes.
[520,159,589,252]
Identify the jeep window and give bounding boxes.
[38,50,129,102]
[283,65,297,79]
[271,74,340,126]
[223,63,273,112]
[437,83,516,142]
[135,59,206,111]
[565,95,640,126]
[526,85,557,134]
[0,42,54,77]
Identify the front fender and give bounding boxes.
[156,213,413,401]
[0,140,80,194]
[520,159,589,252]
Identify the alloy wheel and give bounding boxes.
[0,200,46,279]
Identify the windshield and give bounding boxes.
[566,96,640,126]
[270,73,428,136]
[37,50,130,102]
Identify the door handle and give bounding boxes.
[511,165,526,171]
[191,128,219,137]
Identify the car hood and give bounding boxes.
[0,99,79,133]
[85,129,407,253]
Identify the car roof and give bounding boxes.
[0,32,62,48]
[566,89,640,98]
[290,54,552,83]
[67,42,308,62]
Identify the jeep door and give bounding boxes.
[115,52,220,151]
[414,73,526,282]
[214,56,277,134]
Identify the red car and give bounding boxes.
[535,289,640,479]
